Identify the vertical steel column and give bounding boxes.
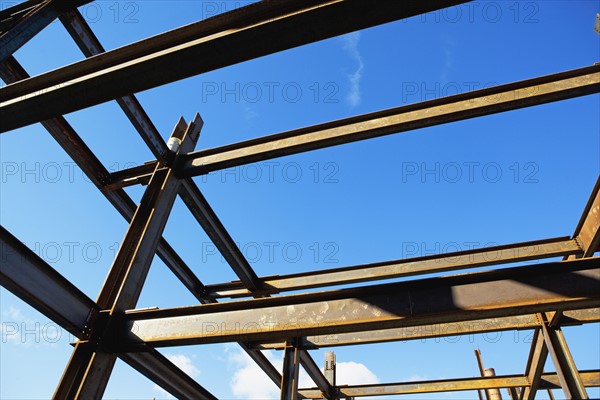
[53,115,203,399]
[475,350,490,400]
[281,341,300,400]
[324,352,337,400]
[540,314,589,399]
[325,352,336,385]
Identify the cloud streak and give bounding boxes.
[341,32,365,107]
[440,35,456,82]
[226,345,312,399]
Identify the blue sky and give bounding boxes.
[1,1,599,399]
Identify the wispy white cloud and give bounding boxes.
[406,374,427,382]
[0,306,25,345]
[152,353,200,398]
[166,354,200,378]
[3,305,25,320]
[243,105,259,123]
[0,305,64,347]
[226,345,311,399]
[341,32,365,107]
[335,361,380,385]
[440,35,457,82]
[225,346,379,398]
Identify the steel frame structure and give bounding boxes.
[0,1,599,399]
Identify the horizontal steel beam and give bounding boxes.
[206,237,581,298]
[297,370,600,398]
[121,258,600,347]
[0,225,97,337]
[105,65,600,185]
[0,0,468,133]
[179,64,600,176]
[249,308,600,350]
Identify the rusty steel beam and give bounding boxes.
[206,237,581,298]
[178,65,600,177]
[54,116,204,399]
[573,176,600,257]
[249,309,600,350]
[122,258,600,347]
[0,0,469,133]
[105,65,600,186]
[98,119,202,312]
[540,314,589,399]
[0,225,97,338]
[297,370,600,398]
